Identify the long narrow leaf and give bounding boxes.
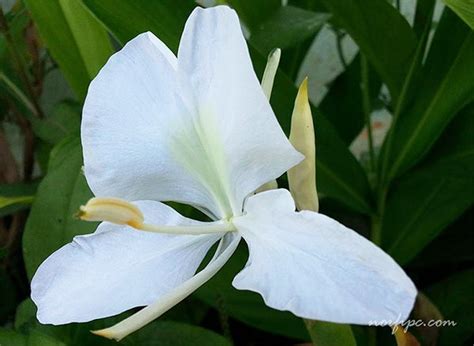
[382,104,474,264]
[23,137,96,279]
[443,0,474,29]
[24,0,113,99]
[383,10,473,181]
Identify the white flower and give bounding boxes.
[30,6,416,341]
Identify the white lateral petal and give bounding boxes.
[31,201,221,324]
[177,6,303,215]
[233,189,417,324]
[93,233,241,341]
[82,32,229,218]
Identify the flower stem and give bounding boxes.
[335,30,348,69]
[360,55,376,174]
[370,214,382,247]
[0,71,37,115]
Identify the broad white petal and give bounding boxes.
[177,6,303,215]
[31,201,221,324]
[82,32,227,218]
[93,233,241,341]
[232,189,417,324]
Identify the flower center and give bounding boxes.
[78,197,237,235]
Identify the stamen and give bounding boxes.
[78,197,236,235]
[78,197,144,227]
[91,234,241,341]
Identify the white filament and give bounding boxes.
[138,220,236,235]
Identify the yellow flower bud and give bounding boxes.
[288,78,319,212]
[393,325,420,346]
[255,179,279,193]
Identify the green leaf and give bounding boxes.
[15,299,227,346]
[24,0,113,99]
[278,0,328,79]
[413,0,436,38]
[121,321,231,346]
[305,320,357,346]
[382,9,474,181]
[425,270,474,345]
[409,209,473,267]
[443,0,474,29]
[0,4,38,112]
[0,329,26,345]
[23,136,95,279]
[249,6,329,54]
[82,0,195,52]
[0,195,33,209]
[81,1,373,213]
[382,104,474,264]
[319,0,417,101]
[0,328,65,346]
[0,268,18,322]
[226,0,281,29]
[0,3,31,71]
[0,181,38,217]
[319,54,381,144]
[15,299,37,330]
[14,299,121,345]
[31,101,81,145]
[195,244,309,340]
[0,71,36,116]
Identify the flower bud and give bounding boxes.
[261,48,281,100]
[288,78,319,212]
[393,325,420,346]
[255,179,279,193]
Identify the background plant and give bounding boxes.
[0,0,472,345]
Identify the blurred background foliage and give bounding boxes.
[0,0,472,345]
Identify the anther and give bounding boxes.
[78,197,144,227]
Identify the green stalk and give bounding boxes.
[0,71,36,115]
[360,55,376,174]
[336,30,348,69]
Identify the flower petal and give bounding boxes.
[31,201,221,324]
[92,233,241,341]
[177,6,303,215]
[82,32,229,218]
[232,189,417,324]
